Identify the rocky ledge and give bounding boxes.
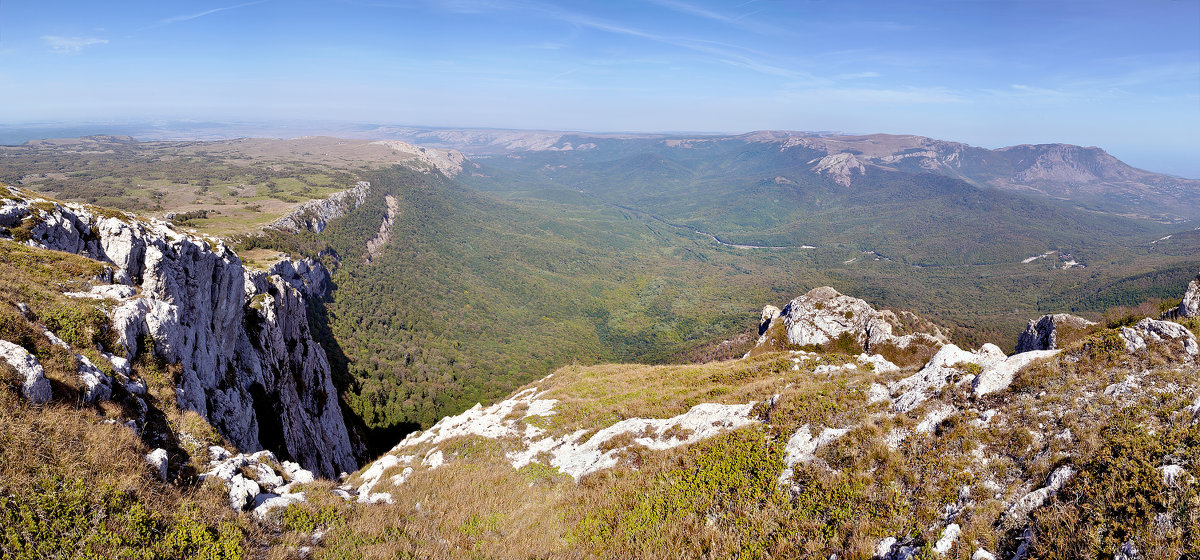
[0,188,356,477]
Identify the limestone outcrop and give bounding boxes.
[1,190,355,477]
[268,181,370,234]
[750,287,947,356]
[1179,272,1200,318]
[1015,313,1096,353]
[0,339,51,404]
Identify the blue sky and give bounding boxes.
[1,0,1198,176]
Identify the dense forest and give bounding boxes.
[247,165,1200,451]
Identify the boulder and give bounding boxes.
[0,339,51,404]
[759,305,781,335]
[751,287,947,356]
[145,448,169,480]
[228,474,261,510]
[1119,318,1199,357]
[972,350,1060,397]
[1015,314,1096,353]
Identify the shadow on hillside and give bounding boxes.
[306,285,421,462]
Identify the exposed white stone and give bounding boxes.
[892,344,1003,413]
[1159,465,1187,487]
[399,387,559,449]
[64,284,138,300]
[934,523,960,555]
[1134,318,1199,356]
[972,350,1060,397]
[971,549,996,560]
[423,449,445,470]
[867,383,891,404]
[7,189,358,477]
[1015,314,1095,353]
[756,287,946,355]
[505,401,758,480]
[857,353,900,374]
[0,339,51,404]
[778,424,849,484]
[390,467,414,486]
[252,492,306,519]
[282,461,315,485]
[356,454,401,503]
[876,537,898,558]
[916,404,956,434]
[1179,272,1200,318]
[268,181,371,234]
[228,474,260,510]
[760,305,781,335]
[1006,466,1074,522]
[1103,375,1141,398]
[145,448,169,480]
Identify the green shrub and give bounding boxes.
[0,472,244,560]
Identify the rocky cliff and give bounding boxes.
[268,181,371,234]
[0,188,356,477]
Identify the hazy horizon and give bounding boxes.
[2,0,1197,176]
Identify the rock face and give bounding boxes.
[1178,272,1200,318]
[1015,314,1096,353]
[751,287,947,355]
[2,191,356,477]
[365,195,399,263]
[268,181,370,234]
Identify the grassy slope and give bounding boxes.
[314,325,1200,560]
[0,240,250,558]
[0,137,363,236]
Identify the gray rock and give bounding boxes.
[267,258,333,299]
[934,523,960,555]
[972,349,1060,397]
[1015,314,1096,353]
[1113,541,1141,560]
[1119,327,1146,353]
[1006,466,1074,523]
[42,329,112,402]
[282,461,316,485]
[227,474,260,510]
[268,181,370,234]
[1134,318,1199,356]
[891,344,1003,413]
[252,492,306,519]
[0,339,51,404]
[75,354,113,402]
[759,305,781,335]
[1119,318,1198,357]
[146,448,169,480]
[11,191,357,477]
[754,287,947,355]
[1179,272,1200,318]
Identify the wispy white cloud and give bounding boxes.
[834,71,881,80]
[42,36,108,54]
[782,86,966,106]
[148,0,268,29]
[647,0,780,34]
